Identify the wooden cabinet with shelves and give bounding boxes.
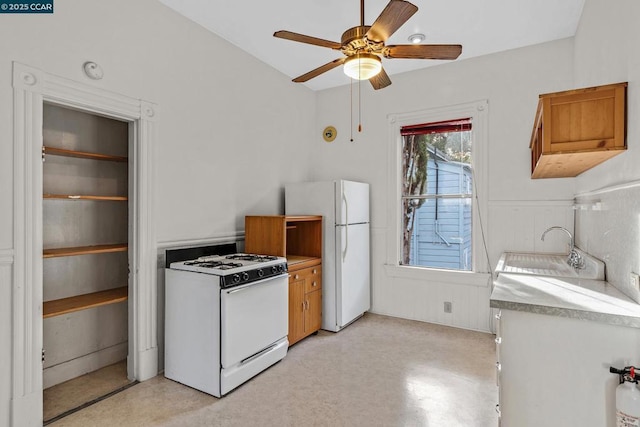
[42,103,130,391]
[245,215,322,345]
[42,141,129,315]
[530,82,627,178]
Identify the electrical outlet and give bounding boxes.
[630,272,640,293]
[444,301,452,313]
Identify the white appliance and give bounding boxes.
[165,253,289,397]
[285,180,370,332]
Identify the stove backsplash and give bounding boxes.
[575,181,640,303]
[164,242,237,267]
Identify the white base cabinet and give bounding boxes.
[497,309,640,427]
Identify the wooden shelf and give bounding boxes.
[44,194,128,201]
[43,146,128,163]
[285,215,323,222]
[287,255,322,271]
[43,286,128,318]
[43,243,128,259]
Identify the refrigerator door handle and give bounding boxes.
[341,181,348,224]
[340,181,349,262]
[342,222,348,262]
[341,181,349,261]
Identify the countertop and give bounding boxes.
[490,273,640,328]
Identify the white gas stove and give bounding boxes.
[169,253,287,286]
[165,253,289,397]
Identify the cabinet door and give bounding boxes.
[305,289,322,334]
[288,276,305,345]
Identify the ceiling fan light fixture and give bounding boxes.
[408,33,425,44]
[343,53,382,80]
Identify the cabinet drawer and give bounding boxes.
[304,268,321,293]
[305,275,321,293]
[290,265,322,293]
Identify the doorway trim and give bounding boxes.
[11,62,157,426]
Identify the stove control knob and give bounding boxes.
[257,269,265,277]
[241,272,249,281]
[271,266,278,274]
[232,274,241,284]
[277,264,284,273]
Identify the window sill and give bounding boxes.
[383,264,491,287]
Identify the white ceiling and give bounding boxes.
[158,0,585,91]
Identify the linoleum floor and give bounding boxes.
[44,360,133,423]
[50,313,498,426]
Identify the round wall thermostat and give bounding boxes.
[323,126,337,142]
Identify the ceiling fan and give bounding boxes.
[274,0,462,90]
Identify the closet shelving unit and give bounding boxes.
[42,144,129,319]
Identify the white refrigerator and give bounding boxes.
[285,180,370,332]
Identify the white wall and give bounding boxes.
[575,184,640,303]
[0,0,315,424]
[572,0,640,302]
[573,0,640,192]
[313,39,576,332]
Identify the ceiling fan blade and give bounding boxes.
[369,67,392,90]
[274,30,341,50]
[385,44,462,60]
[292,57,347,83]
[366,0,418,43]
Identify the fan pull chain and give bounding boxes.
[358,56,362,133]
[358,76,362,132]
[350,77,354,142]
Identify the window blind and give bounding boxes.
[400,118,471,136]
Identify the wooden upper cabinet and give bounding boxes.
[245,215,322,270]
[530,82,627,178]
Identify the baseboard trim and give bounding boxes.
[43,342,128,389]
[134,346,158,381]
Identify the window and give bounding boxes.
[401,118,473,270]
[387,100,488,277]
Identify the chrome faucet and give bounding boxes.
[541,226,585,269]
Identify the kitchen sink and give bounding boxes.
[495,249,605,280]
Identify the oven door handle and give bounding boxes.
[226,286,253,295]
[224,274,286,294]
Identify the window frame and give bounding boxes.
[386,100,490,285]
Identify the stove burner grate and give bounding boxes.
[225,254,278,262]
[217,262,243,270]
[184,260,223,268]
[183,260,244,270]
